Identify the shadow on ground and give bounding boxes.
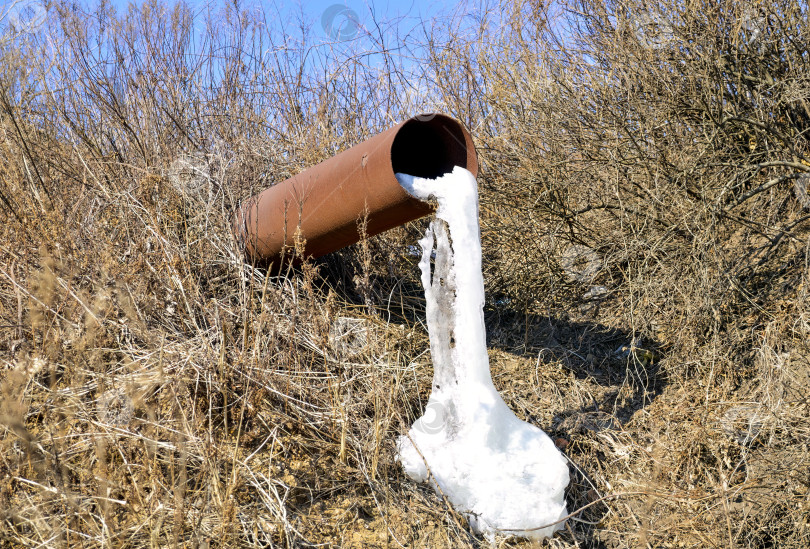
[484,304,666,549]
[485,302,665,423]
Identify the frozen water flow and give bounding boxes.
[396,167,569,540]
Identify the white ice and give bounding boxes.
[396,167,569,541]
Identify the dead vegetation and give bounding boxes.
[1,0,808,547]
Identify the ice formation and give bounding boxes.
[395,167,569,540]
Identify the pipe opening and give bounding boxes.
[391,115,472,179]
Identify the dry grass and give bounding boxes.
[1,0,809,547]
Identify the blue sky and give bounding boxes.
[1,0,467,87]
[1,0,485,120]
[1,0,455,43]
[106,0,444,19]
[101,0,451,42]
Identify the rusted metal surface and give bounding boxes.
[234,113,477,265]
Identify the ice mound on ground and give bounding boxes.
[396,167,569,540]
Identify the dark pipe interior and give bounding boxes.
[391,115,470,178]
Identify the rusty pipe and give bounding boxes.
[233,113,477,264]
